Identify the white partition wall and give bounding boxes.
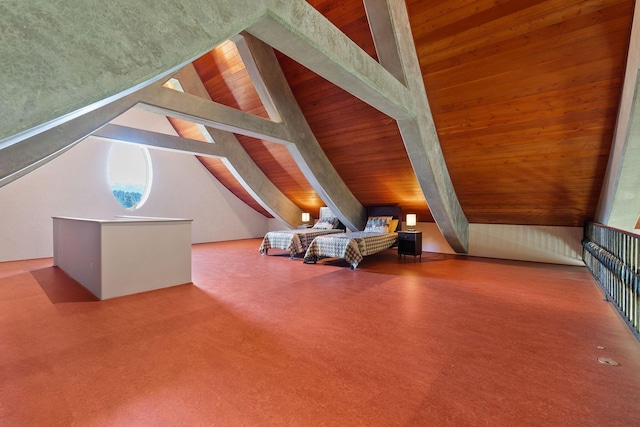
[52,217,103,294]
[53,216,192,299]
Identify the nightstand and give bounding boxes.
[398,231,422,261]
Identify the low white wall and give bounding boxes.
[407,222,584,266]
[469,224,584,265]
[407,223,456,255]
[0,109,268,262]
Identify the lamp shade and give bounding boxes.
[406,213,417,228]
[302,212,311,223]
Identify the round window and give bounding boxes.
[107,142,152,209]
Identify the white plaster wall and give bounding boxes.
[469,224,584,266]
[267,217,290,231]
[52,218,102,296]
[0,109,268,262]
[100,220,192,299]
[405,222,583,266]
[403,222,456,255]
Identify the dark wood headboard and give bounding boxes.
[366,205,402,231]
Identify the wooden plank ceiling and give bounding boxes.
[169,0,633,227]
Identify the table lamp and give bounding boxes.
[406,213,417,231]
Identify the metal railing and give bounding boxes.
[582,222,640,335]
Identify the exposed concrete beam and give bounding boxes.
[172,67,219,107]
[137,86,292,144]
[226,39,282,124]
[364,0,469,253]
[93,124,226,158]
[595,0,640,232]
[0,0,268,143]
[3,0,414,140]
[233,33,366,231]
[245,5,414,120]
[207,127,304,226]
[170,63,304,227]
[0,89,144,188]
[363,0,406,86]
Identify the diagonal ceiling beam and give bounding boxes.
[0,0,269,143]
[93,124,226,158]
[364,0,406,86]
[245,3,414,121]
[233,32,366,231]
[137,86,292,144]
[170,63,304,227]
[1,1,415,139]
[206,126,304,226]
[363,0,469,253]
[0,87,149,188]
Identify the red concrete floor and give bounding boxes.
[1,239,639,426]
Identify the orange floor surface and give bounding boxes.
[1,239,639,426]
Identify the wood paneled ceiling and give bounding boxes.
[170,0,634,227]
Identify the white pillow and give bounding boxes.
[313,216,339,230]
[364,216,392,233]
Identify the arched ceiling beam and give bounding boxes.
[244,6,413,121]
[168,64,304,227]
[137,87,291,144]
[93,124,225,158]
[0,0,268,143]
[0,88,146,188]
[206,127,304,227]
[232,33,366,231]
[595,0,640,232]
[363,0,469,253]
[363,0,406,86]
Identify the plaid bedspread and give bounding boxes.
[259,228,344,258]
[303,232,398,269]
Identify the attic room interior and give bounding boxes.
[1,0,640,425]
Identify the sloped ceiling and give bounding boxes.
[0,0,635,236]
[172,0,634,227]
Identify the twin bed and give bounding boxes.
[260,206,401,269]
[303,206,401,269]
[259,207,345,258]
